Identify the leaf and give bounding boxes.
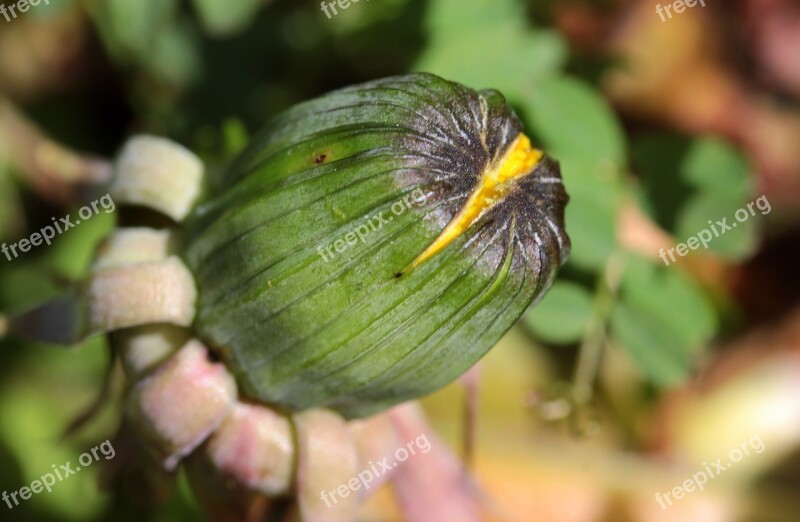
[0,337,111,519]
[145,19,202,89]
[99,0,180,58]
[190,0,262,37]
[42,209,116,281]
[611,302,690,387]
[413,0,567,95]
[561,159,619,269]
[222,118,249,159]
[631,133,693,231]
[682,137,752,195]
[675,139,757,259]
[676,192,758,259]
[633,134,757,260]
[610,255,717,386]
[524,76,626,169]
[522,281,593,345]
[89,0,199,88]
[622,256,717,352]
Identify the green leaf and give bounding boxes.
[676,192,758,259]
[633,134,757,260]
[190,0,261,37]
[524,76,626,168]
[611,255,717,386]
[522,281,593,344]
[42,209,116,281]
[413,0,567,96]
[561,159,619,269]
[622,256,717,351]
[98,0,180,58]
[0,265,61,310]
[0,337,111,519]
[631,133,692,231]
[88,0,199,88]
[145,19,202,89]
[611,302,690,387]
[222,118,249,159]
[682,137,752,195]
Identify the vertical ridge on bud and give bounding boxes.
[186,73,569,418]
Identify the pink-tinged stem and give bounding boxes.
[388,402,482,522]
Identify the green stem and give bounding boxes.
[572,250,627,406]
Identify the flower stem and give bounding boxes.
[572,251,627,406]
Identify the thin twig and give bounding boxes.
[460,364,481,468]
[572,250,627,406]
[0,96,112,205]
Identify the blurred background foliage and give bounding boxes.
[1,0,800,520]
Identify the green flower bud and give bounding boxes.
[186,73,569,418]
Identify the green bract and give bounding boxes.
[186,73,570,418]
